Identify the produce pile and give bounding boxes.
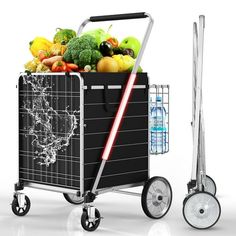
[25,27,143,73]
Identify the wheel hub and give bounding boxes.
[152,191,164,206]
[158,196,163,201]
[199,209,205,214]
[196,204,208,217]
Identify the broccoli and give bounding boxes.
[78,49,92,68]
[91,50,103,65]
[63,35,102,68]
[63,49,73,62]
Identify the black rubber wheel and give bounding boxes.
[141,176,172,219]
[11,195,31,216]
[183,192,221,229]
[81,208,101,231]
[183,197,188,206]
[205,175,217,196]
[63,193,84,205]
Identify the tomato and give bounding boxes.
[51,61,67,72]
[38,50,51,62]
[107,37,119,47]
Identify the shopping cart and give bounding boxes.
[12,13,172,232]
[182,15,221,229]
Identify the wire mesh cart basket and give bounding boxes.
[182,15,221,230]
[12,12,172,231]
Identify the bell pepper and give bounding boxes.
[29,37,53,57]
[107,37,119,47]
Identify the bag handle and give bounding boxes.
[103,86,122,113]
[90,12,147,22]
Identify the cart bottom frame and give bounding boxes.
[13,177,172,231]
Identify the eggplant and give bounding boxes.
[122,48,135,58]
[99,41,114,56]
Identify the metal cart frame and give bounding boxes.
[13,12,172,232]
[182,15,221,230]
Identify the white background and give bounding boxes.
[0,0,236,235]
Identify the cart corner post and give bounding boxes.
[78,73,85,197]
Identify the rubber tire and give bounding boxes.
[183,192,221,230]
[205,175,217,196]
[63,193,84,205]
[141,176,172,219]
[11,195,31,216]
[81,208,101,232]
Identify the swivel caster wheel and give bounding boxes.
[183,192,221,229]
[204,175,217,196]
[141,176,172,219]
[63,193,84,205]
[81,207,101,231]
[11,194,31,216]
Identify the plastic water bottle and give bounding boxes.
[150,97,156,153]
[150,96,167,154]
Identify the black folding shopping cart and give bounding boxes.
[12,12,172,232]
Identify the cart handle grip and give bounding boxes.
[90,12,147,22]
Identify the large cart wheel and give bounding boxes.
[183,192,221,229]
[141,176,172,219]
[81,208,101,231]
[63,193,84,205]
[11,195,31,216]
[204,175,217,196]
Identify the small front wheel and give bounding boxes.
[81,208,101,231]
[141,176,172,219]
[11,195,31,216]
[183,192,221,229]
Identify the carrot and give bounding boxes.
[66,63,79,70]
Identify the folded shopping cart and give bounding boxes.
[182,15,221,230]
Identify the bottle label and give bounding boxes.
[152,116,165,130]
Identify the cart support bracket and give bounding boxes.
[84,192,96,203]
[14,182,24,191]
[187,180,197,193]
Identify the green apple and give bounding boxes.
[127,65,143,73]
[82,29,111,46]
[119,36,141,58]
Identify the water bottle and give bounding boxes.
[150,96,167,154]
[150,97,156,153]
